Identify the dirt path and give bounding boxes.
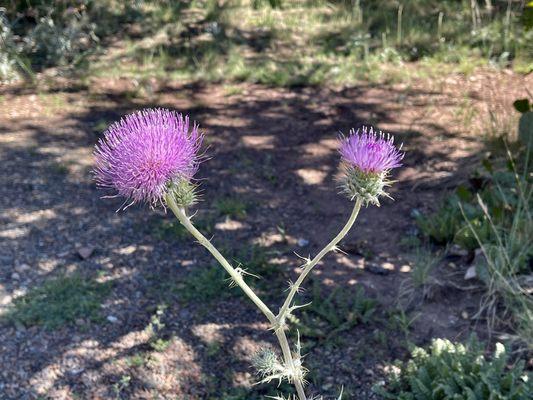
[0,69,531,399]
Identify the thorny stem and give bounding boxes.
[166,193,308,399]
[165,194,276,323]
[274,328,307,399]
[277,199,363,325]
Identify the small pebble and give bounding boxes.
[464,266,476,280]
[78,246,95,260]
[15,264,30,273]
[297,238,309,247]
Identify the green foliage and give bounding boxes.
[374,337,532,400]
[388,309,419,339]
[153,216,214,241]
[5,0,531,84]
[1,2,99,72]
[5,274,112,330]
[416,163,529,254]
[462,173,533,349]
[414,192,491,251]
[291,283,377,346]
[414,102,532,347]
[398,248,441,308]
[180,264,233,303]
[153,219,190,241]
[215,197,248,219]
[523,1,533,30]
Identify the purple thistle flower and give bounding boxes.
[340,126,403,174]
[339,126,404,205]
[94,108,202,207]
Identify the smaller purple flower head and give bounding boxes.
[339,126,404,205]
[94,108,203,209]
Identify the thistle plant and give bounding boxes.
[94,109,403,399]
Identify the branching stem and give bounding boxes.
[277,199,362,323]
[165,193,276,323]
[166,193,307,399]
[166,193,362,400]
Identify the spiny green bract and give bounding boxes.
[251,348,282,378]
[168,178,198,208]
[374,336,532,400]
[341,167,389,206]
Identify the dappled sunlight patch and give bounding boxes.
[114,245,138,256]
[295,168,328,185]
[0,284,11,314]
[0,226,29,239]
[399,264,412,273]
[232,335,270,363]
[37,259,61,273]
[192,322,227,344]
[333,253,365,270]
[214,218,248,231]
[302,138,338,157]
[109,329,152,353]
[139,337,201,393]
[15,208,57,224]
[241,134,275,149]
[0,130,38,148]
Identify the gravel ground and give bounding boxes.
[0,69,531,399]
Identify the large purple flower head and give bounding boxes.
[94,109,203,208]
[339,126,403,205]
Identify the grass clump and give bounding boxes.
[398,247,441,308]
[153,216,214,241]
[180,264,233,302]
[290,282,377,347]
[215,196,248,218]
[414,98,532,348]
[374,336,532,399]
[415,160,530,255]
[462,179,532,349]
[5,274,112,330]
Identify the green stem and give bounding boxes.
[165,194,276,323]
[165,193,307,399]
[277,198,363,323]
[275,328,307,399]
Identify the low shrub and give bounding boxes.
[375,336,532,400]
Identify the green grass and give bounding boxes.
[398,247,441,308]
[6,1,530,86]
[289,281,377,349]
[10,0,526,87]
[181,264,235,302]
[462,179,533,349]
[214,197,249,218]
[144,242,278,306]
[125,353,146,368]
[153,215,214,241]
[413,98,532,349]
[4,274,112,330]
[178,243,280,302]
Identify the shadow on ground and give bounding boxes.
[0,73,517,398]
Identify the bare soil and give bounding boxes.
[0,68,531,399]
